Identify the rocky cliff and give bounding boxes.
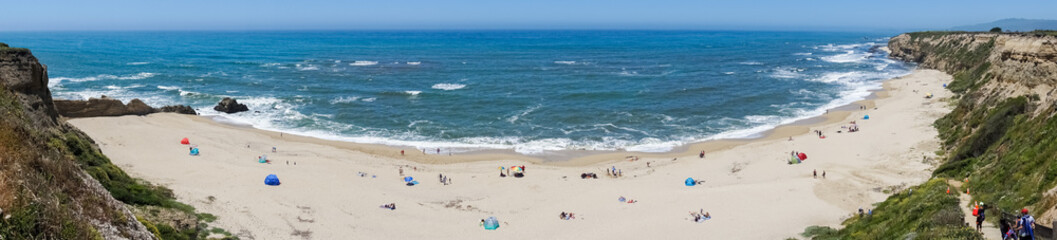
[889,32,1057,112]
[883,32,1057,232]
[0,44,158,239]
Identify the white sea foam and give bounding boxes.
[723,72,735,75]
[793,52,813,56]
[739,61,764,65]
[157,85,180,91]
[127,62,150,65]
[507,104,541,124]
[406,61,421,65]
[349,61,378,66]
[770,67,805,79]
[329,96,361,104]
[404,91,422,96]
[361,97,376,102]
[821,50,870,63]
[260,63,281,67]
[50,72,156,87]
[554,61,577,65]
[295,63,319,71]
[431,83,466,91]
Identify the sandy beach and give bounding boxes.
[69,69,953,239]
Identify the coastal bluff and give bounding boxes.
[0,44,157,238]
[804,32,1057,239]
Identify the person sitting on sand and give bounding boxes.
[380,203,396,210]
[560,212,567,220]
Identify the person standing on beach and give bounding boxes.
[401,150,405,156]
[813,170,817,179]
[822,171,826,179]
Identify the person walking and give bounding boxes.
[813,169,817,179]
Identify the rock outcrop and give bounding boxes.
[213,97,249,113]
[54,96,197,118]
[0,44,157,239]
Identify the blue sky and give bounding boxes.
[2,0,1054,31]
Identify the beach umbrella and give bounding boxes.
[798,152,807,161]
[404,176,413,182]
[180,138,190,145]
[685,178,696,186]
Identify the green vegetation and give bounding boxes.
[990,27,1003,33]
[816,30,1057,239]
[0,42,30,54]
[0,44,234,239]
[803,179,982,240]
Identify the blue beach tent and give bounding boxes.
[685,177,696,186]
[483,217,500,230]
[863,115,870,120]
[189,148,199,156]
[264,174,280,186]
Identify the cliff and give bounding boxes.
[0,44,226,239]
[0,44,156,239]
[806,32,1057,239]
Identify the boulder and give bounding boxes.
[158,105,197,115]
[213,97,249,113]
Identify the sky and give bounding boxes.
[2,0,1055,31]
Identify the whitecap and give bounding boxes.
[723,72,735,75]
[49,72,156,87]
[349,61,378,66]
[260,63,281,67]
[361,97,376,102]
[554,61,577,65]
[738,61,764,65]
[157,85,180,91]
[821,50,870,63]
[406,61,421,65]
[126,62,150,65]
[295,63,319,71]
[404,91,422,96]
[431,83,466,91]
[329,96,361,104]
[793,52,813,56]
[770,67,805,79]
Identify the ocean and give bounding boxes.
[2,31,913,154]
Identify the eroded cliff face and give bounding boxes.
[889,32,1057,113]
[0,46,156,239]
[889,33,1057,223]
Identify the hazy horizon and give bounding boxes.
[2,0,1055,32]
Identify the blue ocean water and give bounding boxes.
[2,31,912,154]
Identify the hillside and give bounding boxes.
[807,31,1057,239]
[0,43,232,239]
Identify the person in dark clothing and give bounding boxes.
[976,204,986,231]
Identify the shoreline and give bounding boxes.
[177,80,889,167]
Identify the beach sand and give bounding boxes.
[69,69,953,239]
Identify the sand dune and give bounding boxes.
[69,69,953,239]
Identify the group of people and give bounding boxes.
[438,174,452,185]
[380,203,396,210]
[689,209,711,222]
[813,169,826,179]
[559,212,576,220]
[1000,208,1036,240]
